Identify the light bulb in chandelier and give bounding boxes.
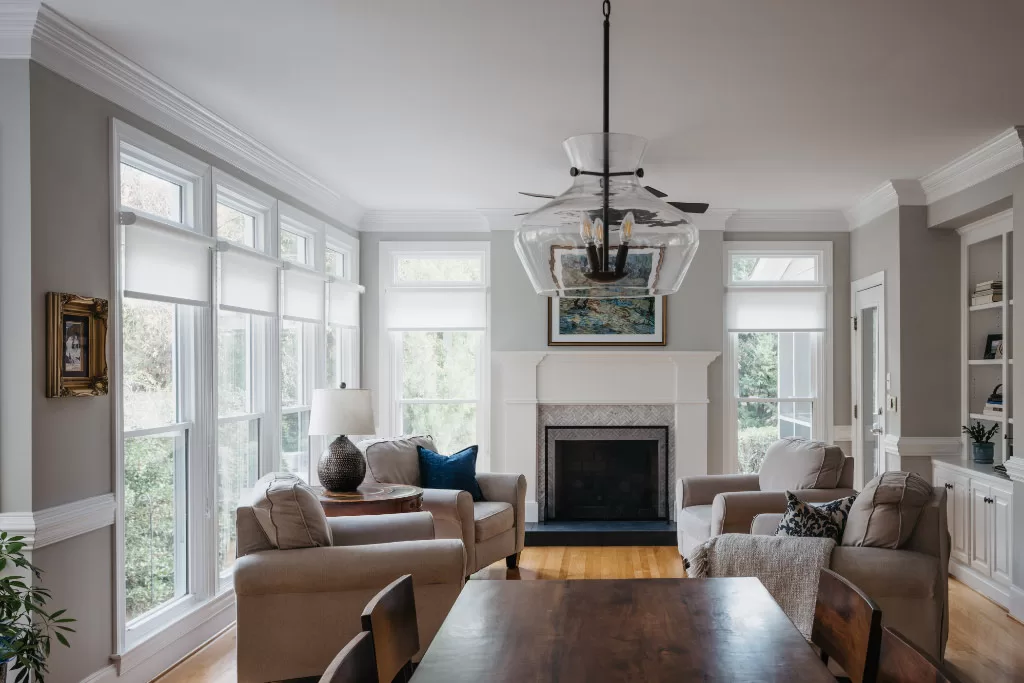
[579,216,594,244]
[614,211,634,276]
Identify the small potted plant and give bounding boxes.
[0,531,75,682]
[962,421,1000,464]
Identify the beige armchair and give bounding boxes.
[751,487,950,661]
[358,436,528,575]
[233,510,465,683]
[676,438,857,556]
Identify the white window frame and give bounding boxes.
[723,241,833,474]
[378,242,490,469]
[327,228,361,390]
[214,169,276,252]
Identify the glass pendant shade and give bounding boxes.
[514,133,699,298]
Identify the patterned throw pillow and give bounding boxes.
[775,492,856,543]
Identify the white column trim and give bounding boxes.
[0,493,116,550]
[883,435,962,457]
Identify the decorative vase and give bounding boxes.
[317,435,366,493]
[972,441,995,464]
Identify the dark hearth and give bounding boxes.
[553,438,662,521]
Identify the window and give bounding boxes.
[380,243,488,461]
[281,319,314,480]
[120,162,184,224]
[217,203,257,247]
[725,244,831,474]
[326,247,346,278]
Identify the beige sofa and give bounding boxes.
[751,486,950,661]
[359,435,527,575]
[233,509,465,683]
[676,438,857,556]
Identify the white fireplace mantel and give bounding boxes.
[491,351,720,522]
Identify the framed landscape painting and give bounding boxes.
[547,296,667,346]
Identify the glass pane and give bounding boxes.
[218,311,250,417]
[737,401,814,474]
[779,401,814,439]
[281,411,310,481]
[280,229,308,265]
[327,325,342,390]
[396,256,482,283]
[731,255,817,282]
[326,249,345,278]
[281,320,303,407]
[402,403,476,455]
[124,433,185,620]
[120,162,183,223]
[123,298,176,431]
[217,202,256,247]
[737,332,815,400]
[401,331,481,400]
[218,419,259,582]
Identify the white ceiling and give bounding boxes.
[45,0,1024,213]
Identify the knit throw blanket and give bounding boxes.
[687,533,836,638]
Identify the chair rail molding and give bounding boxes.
[28,4,363,228]
[883,435,962,457]
[0,493,116,550]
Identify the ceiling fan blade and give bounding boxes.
[644,185,668,198]
[668,201,710,214]
[518,191,556,199]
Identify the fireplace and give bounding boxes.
[544,425,669,521]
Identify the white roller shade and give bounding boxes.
[384,288,486,330]
[283,267,327,323]
[328,280,362,327]
[726,288,826,332]
[219,246,280,316]
[124,218,213,305]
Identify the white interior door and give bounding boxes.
[852,276,885,489]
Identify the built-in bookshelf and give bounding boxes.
[959,210,1013,466]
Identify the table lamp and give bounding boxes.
[308,385,375,493]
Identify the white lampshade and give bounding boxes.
[308,388,375,436]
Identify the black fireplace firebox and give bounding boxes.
[547,426,668,521]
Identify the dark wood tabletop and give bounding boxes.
[411,578,835,683]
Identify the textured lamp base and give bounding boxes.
[318,435,366,492]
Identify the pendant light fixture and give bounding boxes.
[514,1,701,299]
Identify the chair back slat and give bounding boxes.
[811,568,883,683]
[361,574,419,683]
[319,631,378,683]
[877,627,962,683]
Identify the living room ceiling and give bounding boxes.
[44,0,1024,213]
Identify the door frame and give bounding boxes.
[851,272,886,490]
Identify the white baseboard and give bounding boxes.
[949,561,1010,608]
[1010,584,1024,623]
[79,664,117,683]
[526,500,538,523]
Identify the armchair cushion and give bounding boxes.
[842,472,933,549]
[418,445,484,501]
[759,437,846,491]
[679,504,714,543]
[246,473,331,551]
[473,501,514,542]
[328,511,435,547]
[358,435,434,485]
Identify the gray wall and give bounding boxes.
[25,63,356,683]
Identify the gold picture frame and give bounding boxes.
[46,292,109,397]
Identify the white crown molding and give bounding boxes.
[724,209,849,233]
[0,493,115,550]
[29,5,363,228]
[0,0,39,58]
[845,179,926,229]
[883,435,962,457]
[360,210,490,232]
[921,127,1024,204]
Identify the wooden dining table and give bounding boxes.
[410,577,835,682]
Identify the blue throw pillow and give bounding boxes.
[417,445,484,501]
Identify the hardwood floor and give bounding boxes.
[156,546,1022,683]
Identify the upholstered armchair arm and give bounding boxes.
[711,488,858,537]
[420,488,476,572]
[677,474,760,509]
[328,511,435,547]
[477,473,528,553]
[751,513,784,536]
[234,539,466,596]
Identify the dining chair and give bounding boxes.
[361,574,420,683]
[811,567,883,683]
[876,627,962,683]
[319,631,379,683]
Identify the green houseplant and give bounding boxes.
[962,421,999,464]
[0,532,75,682]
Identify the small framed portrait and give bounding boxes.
[984,333,1004,360]
[47,292,109,397]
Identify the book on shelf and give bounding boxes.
[983,403,1004,416]
[972,293,1004,305]
[975,280,1003,292]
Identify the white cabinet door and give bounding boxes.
[933,466,971,565]
[991,483,1013,586]
[969,481,992,576]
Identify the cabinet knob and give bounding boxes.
[944,483,953,490]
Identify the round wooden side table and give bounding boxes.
[317,483,424,517]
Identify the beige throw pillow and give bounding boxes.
[841,471,933,549]
[358,435,435,485]
[758,437,846,491]
[248,473,332,550]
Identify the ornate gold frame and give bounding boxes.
[46,292,109,397]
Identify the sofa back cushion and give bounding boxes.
[243,472,332,552]
[758,437,846,491]
[358,435,435,485]
[841,471,934,549]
